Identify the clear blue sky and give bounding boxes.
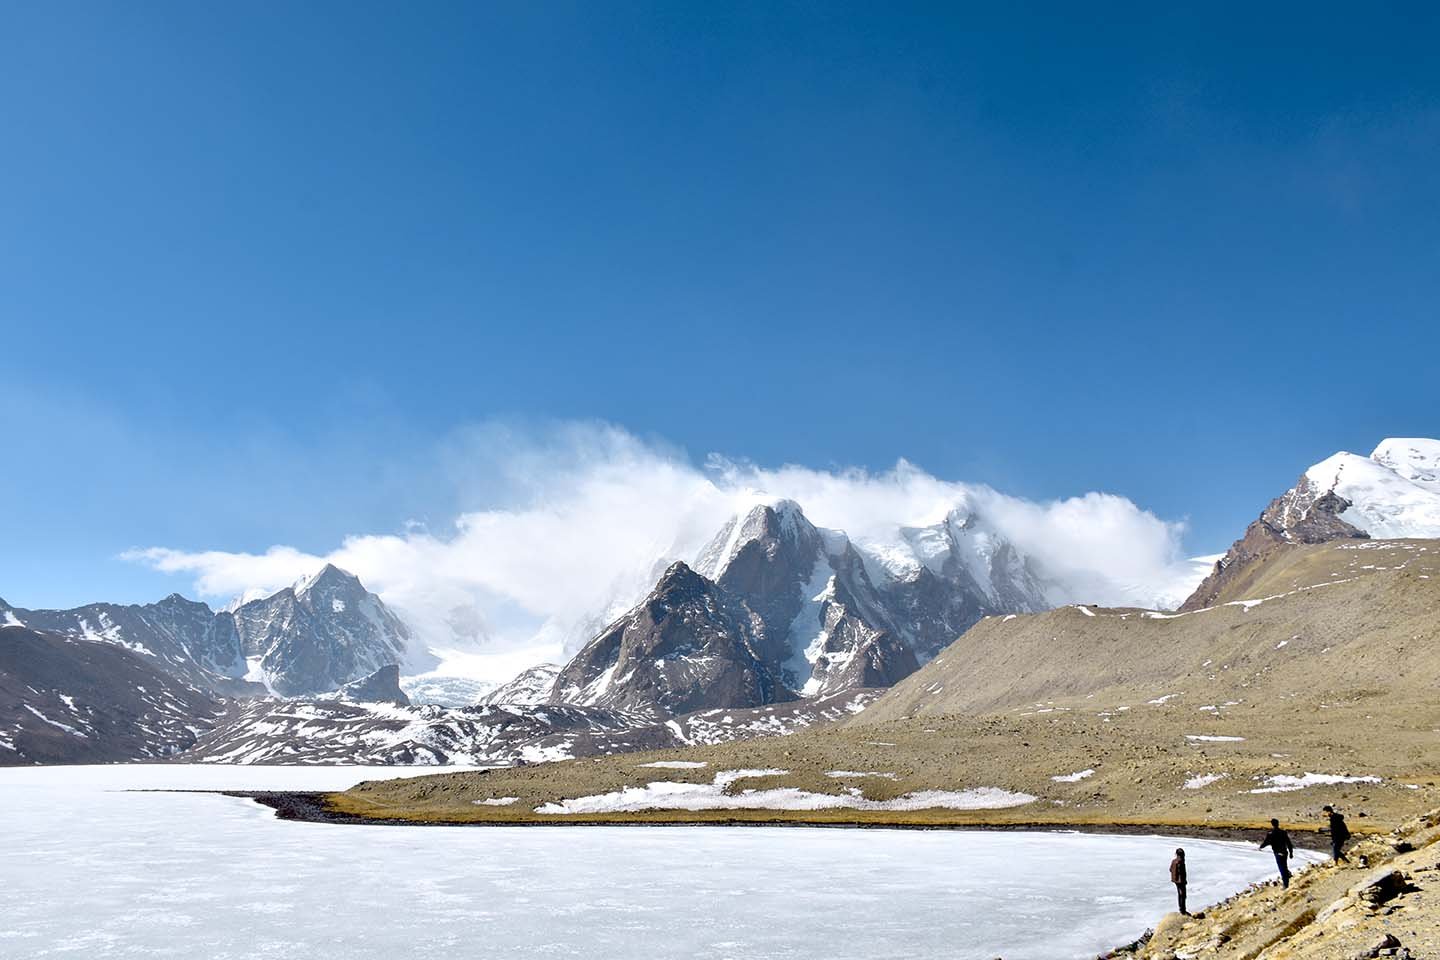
[3,2,1437,607]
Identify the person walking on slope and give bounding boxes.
[1259,818,1295,888]
[1170,848,1188,915]
[1324,805,1351,863]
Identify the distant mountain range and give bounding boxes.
[2,564,411,697]
[4,437,1437,767]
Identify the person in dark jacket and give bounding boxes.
[1259,818,1295,887]
[1169,848,1188,915]
[1324,805,1351,862]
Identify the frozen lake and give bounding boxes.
[2,766,1315,960]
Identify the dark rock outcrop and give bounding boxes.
[549,562,790,717]
[1180,476,1369,612]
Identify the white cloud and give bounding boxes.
[125,422,1197,682]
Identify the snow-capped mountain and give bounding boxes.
[697,499,1045,691]
[1296,439,1440,538]
[696,501,922,696]
[1182,437,1440,611]
[232,564,415,696]
[543,498,1054,717]
[1,565,414,699]
[478,663,561,706]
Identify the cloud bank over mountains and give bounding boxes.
[128,423,1195,672]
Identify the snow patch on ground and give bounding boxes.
[825,771,899,780]
[23,704,88,738]
[473,797,519,806]
[1186,735,1246,742]
[536,770,1037,815]
[1250,773,1382,794]
[1183,774,1227,790]
[638,760,708,769]
[1051,769,1096,783]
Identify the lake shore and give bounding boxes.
[232,788,1337,849]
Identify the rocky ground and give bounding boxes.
[1111,807,1440,959]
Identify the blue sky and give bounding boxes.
[2,2,1437,608]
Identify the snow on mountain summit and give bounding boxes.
[1301,439,1440,539]
[1370,437,1440,494]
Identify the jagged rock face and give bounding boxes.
[690,500,1047,697]
[0,625,224,764]
[232,564,412,697]
[327,664,410,706]
[549,562,789,717]
[805,584,918,694]
[697,500,824,651]
[1177,439,1440,611]
[1181,479,1372,612]
[0,594,257,696]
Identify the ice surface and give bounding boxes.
[3,765,1316,960]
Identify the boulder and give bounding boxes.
[1349,869,1409,906]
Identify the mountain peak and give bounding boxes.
[694,498,818,580]
[293,563,364,596]
[655,560,706,592]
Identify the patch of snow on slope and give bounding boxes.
[535,770,1036,814]
[790,554,838,696]
[1051,769,1095,783]
[1250,773,1381,793]
[1187,735,1246,743]
[1184,774,1227,790]
[23,705,88,738]
[825,771,899,780]
[638,761,708,769]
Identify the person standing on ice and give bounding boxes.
[1169,848,1188,915]
[1259,818,1295,888]
[1323,805,1351,863]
